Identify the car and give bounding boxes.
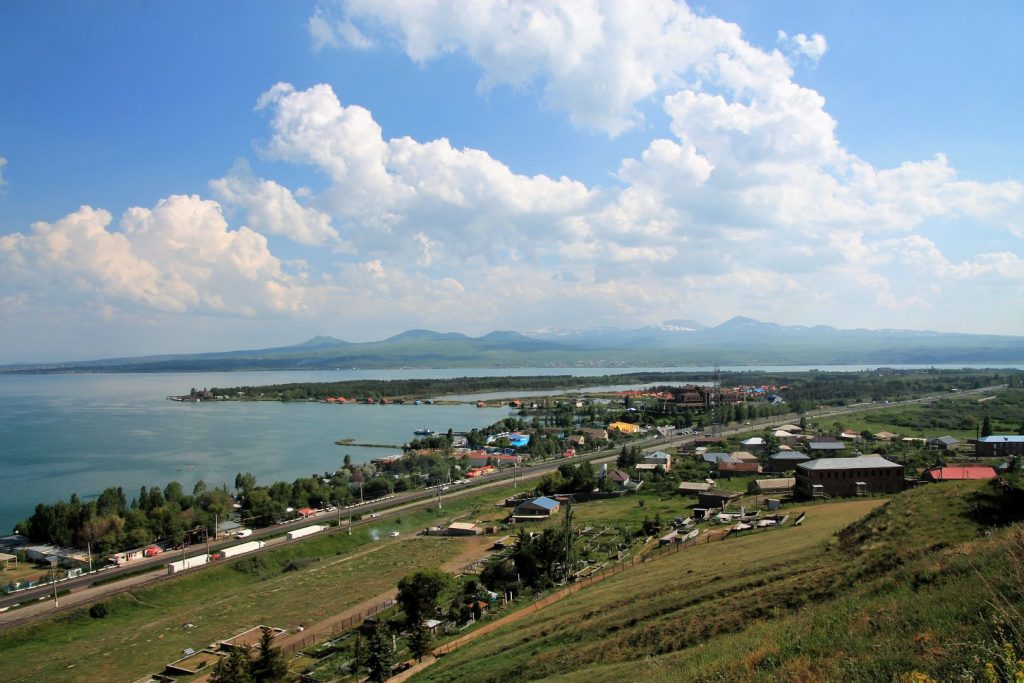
[370,512,380,518]
[389,531,400,537]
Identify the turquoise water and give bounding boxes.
[1,364,1018,533]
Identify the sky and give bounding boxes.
[0,0,1022,363]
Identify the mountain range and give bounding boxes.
[3,317,1023,372]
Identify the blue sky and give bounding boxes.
[0,1,1021,362]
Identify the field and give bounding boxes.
[0,483,516,682]
[815,390,1024,443]
[413,480,1018,682]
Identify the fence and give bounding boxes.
[280,599,397,656]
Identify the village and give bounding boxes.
[2,371,1022,681]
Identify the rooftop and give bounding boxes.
[978,435,1024,443]
[522,496,560,511]
[926,466,997,481]
[799,455,901,471]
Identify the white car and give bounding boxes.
[389,531,400,537]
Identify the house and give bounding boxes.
[607,469,631,487]
[697,489,743,509]
[772,430,800,447]
[839,430,861,441]
[740,436,765,452]
[643,451,672,471]
[702,452,733,466]
[565,434,585,448]
[608,421,641,435]
[974,435,1024,458]
[796,456,904,498]
[922,465,997,482]
[656,425,678,439]
[581,428,609,442]
[776,424,803,433]
[769,452,810,472]
[873,431,899,441]
[513,496,561,520]
[445,522,481,536]
[747,478,795,495]
[730,451,760,464]
[562,448,577,458]
[928,436,959,450]
[678,481,714,496]
[718,460,761,475]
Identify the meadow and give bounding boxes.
[412,480,1019,682]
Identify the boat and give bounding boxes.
[413,428,436,436]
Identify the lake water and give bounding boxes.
[1,363,1017,533]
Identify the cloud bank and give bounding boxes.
[1,0,1022,360]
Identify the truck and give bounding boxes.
[235,528,252,538]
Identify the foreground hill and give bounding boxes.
[415,480,1024,682]
[4,318,1023,372]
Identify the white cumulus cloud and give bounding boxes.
[778,30,828,62]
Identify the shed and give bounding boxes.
[697,489,743,509]
[747,478,795,495]
[808,441,846,452]
[445,522,481,536]
[514,496,561,520]
[216,520,243,536]
[769,452,810,472]
[0,552,17,569]
[678,482,713,496]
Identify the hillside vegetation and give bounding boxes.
[415,481,1024,682]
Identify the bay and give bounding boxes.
[1,363,1018,534]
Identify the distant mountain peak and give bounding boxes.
[480,330,530,341]
[384,329,469,342]
[658,319,707,332]
[298,335,348,347]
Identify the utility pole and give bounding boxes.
[50,560,59,608]
[86,541,92,573]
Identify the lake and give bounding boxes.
[1,363,1017,533]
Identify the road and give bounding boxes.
[0,382,1004,627]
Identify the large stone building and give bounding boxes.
[975,435,1024,459]
[795,456,904,498]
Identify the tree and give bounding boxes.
[408,621,432,662]
[981,415,993,438]
[480,558,518,595]
[252,625,288,681]
[210,646,254,683]
[397,570,451,628]
[235,472,257,496]
[365,621,395,683]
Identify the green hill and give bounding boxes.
[415,481,1024,682]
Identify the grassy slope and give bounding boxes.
[416,481,1019,682]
